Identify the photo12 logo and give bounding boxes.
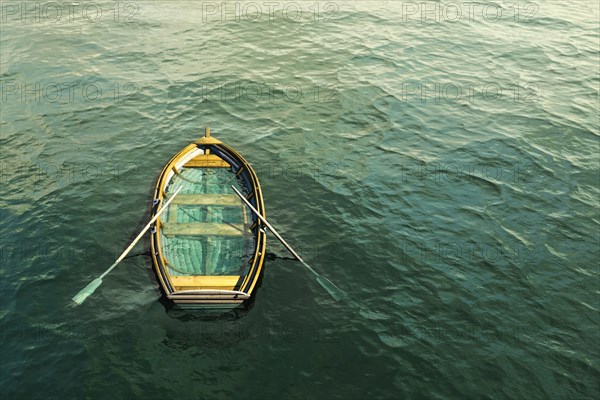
[0,161,137,185]
[198,81,339,103]
[0,2,140,24]
[1,81,139,103]
[200,1,340,23]
[398,2,539,23]
[400,81,540,103]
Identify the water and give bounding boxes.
[1,1,598,398]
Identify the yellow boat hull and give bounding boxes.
[150,129,267,308]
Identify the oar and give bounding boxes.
[231,185,344,301]
[72,186,183,305]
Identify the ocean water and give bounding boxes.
[1,1,598,399]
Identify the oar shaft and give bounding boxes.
[231,185,304,263]
[100,186,183,279]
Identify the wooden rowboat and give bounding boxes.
[150,128,267,308]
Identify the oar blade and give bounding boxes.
[72,278,102,305]
[70,186,183,307]
[316,275,344,301]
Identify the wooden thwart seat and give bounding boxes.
[172,194,240,206]
[170,275,240,290]
[184,154,230,168]
[163,222,245,236]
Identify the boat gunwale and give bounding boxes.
[150,138,267,305]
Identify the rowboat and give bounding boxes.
[150,128,267,308]
[72,128,340,308]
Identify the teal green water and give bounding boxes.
[1,1,599,399]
